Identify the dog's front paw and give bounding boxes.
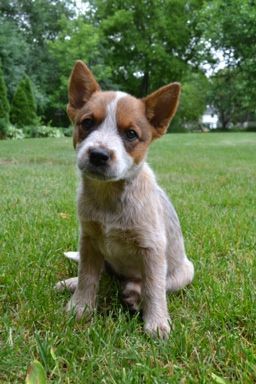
[144,318,171,339]
[66,294,94,320]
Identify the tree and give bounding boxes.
[10,75,38,127]
[90,0,204,97]
[1,0,215,128]
[171,71,209,132]
[198,0,256,114]
[0,18,30,98]
[48,15,112,125]
[207,68,252,129]
[0,63,10,138]
[0,0,75,121]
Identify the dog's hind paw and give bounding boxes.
[55,277,78,293]
[122,281,141,313]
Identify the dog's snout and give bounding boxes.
[89,147,110,166]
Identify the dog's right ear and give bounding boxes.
[67,60,100,122]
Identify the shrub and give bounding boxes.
[63,126,73,137]
[169,124,188,133]
[10,75,39,127]
[6,125,25,139]
[246,125,256,132]
[24,125,64,138]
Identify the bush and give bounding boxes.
[24,125,64,138]
[246,125,256,132]
[63,126,73,137]
[6,125,25,139]
[169,124,188,133]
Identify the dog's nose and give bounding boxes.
[89,147,110,166]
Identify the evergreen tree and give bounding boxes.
[0,63,10,138]
[10,75,38,127]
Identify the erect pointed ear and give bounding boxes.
[143,83,181,137]
[67,60,101,122]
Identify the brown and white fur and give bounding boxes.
[56,61,194,338]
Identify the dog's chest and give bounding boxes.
[87,221,142,278]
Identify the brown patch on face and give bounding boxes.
[116,95,153,164]
[73,91,116,147]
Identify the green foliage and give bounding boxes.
[62,126,73,137]
[198,0,256,121]
[0,118,9,139]
[0,64,10,138]
[0,19,30,98]
[1,0,255,128]
[93,0,203,97]
[199,0,256,72]
[0,0,74,118]
[207,69,241,129]
[206,66,256,130]
[171,72,209,132]
[48,15,112,125]
[10,75,39,127]
[6,124,25,139]
[0,63,10,119]
[24,125,65,138]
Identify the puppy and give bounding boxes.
[56,61,194,338]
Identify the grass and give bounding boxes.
[0,133,255,383]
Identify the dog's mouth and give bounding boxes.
[79,163,120,181]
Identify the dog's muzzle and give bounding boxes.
[78,146,116,180]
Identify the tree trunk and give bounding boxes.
[140,71,149,96]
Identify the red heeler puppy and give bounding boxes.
[56,61,194,338]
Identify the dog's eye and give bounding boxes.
[125,129,138,141]
[80,118,94,130]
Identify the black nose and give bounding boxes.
[89,147,110,166]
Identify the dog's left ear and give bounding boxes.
[143,83,181,137]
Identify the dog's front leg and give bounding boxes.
[66,234,103,319]
[142,249,170,339]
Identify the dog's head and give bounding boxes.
[67,61,180,181]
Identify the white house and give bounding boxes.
[201,106,219,129]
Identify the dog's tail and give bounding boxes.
[64,251,80,262]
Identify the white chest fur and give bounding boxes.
[96,224,143,278]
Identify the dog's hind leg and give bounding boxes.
[121,280,142,313]
[55,277,78,293]
[166,258,194,292]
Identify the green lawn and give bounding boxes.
[0,133,255,383]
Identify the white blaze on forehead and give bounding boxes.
[105,91,127,128]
